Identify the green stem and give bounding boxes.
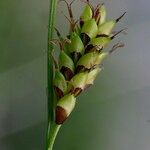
[47,0,58,123]
[48,123,61,150]
[46,0,59,150]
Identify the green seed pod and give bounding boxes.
[95,5,107,25]
[76,51,108,72]
[55,94,76,124]
[98,20,116,36]
[85,36,111,53]
[76,52,98,72]
[59,51,75,80]
[87,29,126,54]
[98,5,107,25]
[84,67,102,89]
[80,4,93,27]
[68,32,84,63]
[68,72,88,96]
[53,70,67,99]
[98,12,126,36]
[81,19,98,45]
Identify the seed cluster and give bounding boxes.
[53,0,125,125]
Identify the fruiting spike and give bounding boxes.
[55,94,76,124]
[59,51,75,80]
[80,4,93,27]
[52,1,126,128]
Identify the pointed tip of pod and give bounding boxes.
[116,12,126,22]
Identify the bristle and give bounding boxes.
[116,12,126,22]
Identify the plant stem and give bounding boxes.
[48,123,61,150]
[46,0,59,150]
[47,0,58,123]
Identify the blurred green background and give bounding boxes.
[0,0,150,150]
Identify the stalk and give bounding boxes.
[48,123,61,150]
[46,0,60,150]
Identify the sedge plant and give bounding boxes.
[47,0,126,149]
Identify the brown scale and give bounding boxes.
[70,87,83,97]
[69,80,94,97]
[76,64,98,73]
[60,66,74,81]
[80,20,84,28]
[55,106,68,125]
[85,44,103,53]
[80,33,91,46]
[54,86,64,99]
[70,52,82,63]
[85,44,94,53]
